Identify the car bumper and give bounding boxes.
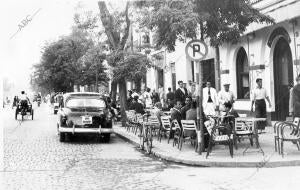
[59,126,113,134]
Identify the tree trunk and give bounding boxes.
[110,80,117,102]
[214,45,221,92]
[134,77,141,93]
[118,78,128,127]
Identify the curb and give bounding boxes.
[115,129,300,168]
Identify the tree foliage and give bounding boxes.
[136,0,274,50]
[31,27,108,92]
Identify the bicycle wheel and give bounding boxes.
[139,124,145,150]
[145,126,153,154]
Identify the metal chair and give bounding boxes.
[179,120,197,150]
[158,116,172,143]
[172,119,181,148]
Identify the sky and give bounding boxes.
[0,0,127,96]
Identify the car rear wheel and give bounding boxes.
[59,132,65,142]
[15,110,18,120]
[102,133,110,143]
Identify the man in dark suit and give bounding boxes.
[175,80,188,105]
[129,96,145,114]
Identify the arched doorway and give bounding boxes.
[236,47,250,99]
[273,37,293,120]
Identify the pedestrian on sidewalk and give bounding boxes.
[251,78,272,130]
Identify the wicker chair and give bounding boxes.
[278,119,300,157]
[206,120,234,158]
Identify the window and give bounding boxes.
[66,98,106,108]
[236,48,250,99]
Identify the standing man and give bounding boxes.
[218,83,235,112]
[175,80,188,105]
[203,81,218,116]
[166,87,175,109]
[251,78,272,130]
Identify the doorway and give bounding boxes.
[273,37,293,120]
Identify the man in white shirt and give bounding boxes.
[218,83,235,112]
[203,81,218,116]
[251,78,272,130]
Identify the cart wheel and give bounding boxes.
[145,129,152,154]
[15,110,18,120]
[31,110,34,120]
[59,132,65,142]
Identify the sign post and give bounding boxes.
[185,39,208,154]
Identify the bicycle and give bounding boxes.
[139,114,160,154]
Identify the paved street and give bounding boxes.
[1,103,300,190]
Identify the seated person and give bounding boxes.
[222,101,239,122]
[153,102,164,124]
[220,101,239,134]
[186,100,197,121]
[186,101,210,149]
[19,91,30,111]
[180,96,192,120]
[170,100,183,126]
[129,96,145,114]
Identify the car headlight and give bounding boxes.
[61,115,68,125]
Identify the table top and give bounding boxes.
[235,117,266,122]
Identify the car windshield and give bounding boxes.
[66,98,106,108]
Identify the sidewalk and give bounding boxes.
[114,124,300,167]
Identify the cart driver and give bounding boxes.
[19,91,30,111]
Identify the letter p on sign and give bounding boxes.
[185,40,208,61]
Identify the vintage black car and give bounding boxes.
[56,92,113,142]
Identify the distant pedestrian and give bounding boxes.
[251,78,272,130]
[203,81,218,116]
[151,89,160,104]
[143,88,152,108]
[175,80,188,105]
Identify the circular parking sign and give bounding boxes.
[185,40,208,61]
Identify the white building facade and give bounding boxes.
[145,0,300,121]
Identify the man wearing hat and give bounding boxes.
[218,83,235,112]
[251,78,272,130]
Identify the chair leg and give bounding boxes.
[295,141,300,150]
[229,141,233,158]
[206,141,212,158]
[281,140,284,158]
[274,137,277,152]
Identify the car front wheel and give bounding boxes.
[102,133,110,143]
[59,132,65,142]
